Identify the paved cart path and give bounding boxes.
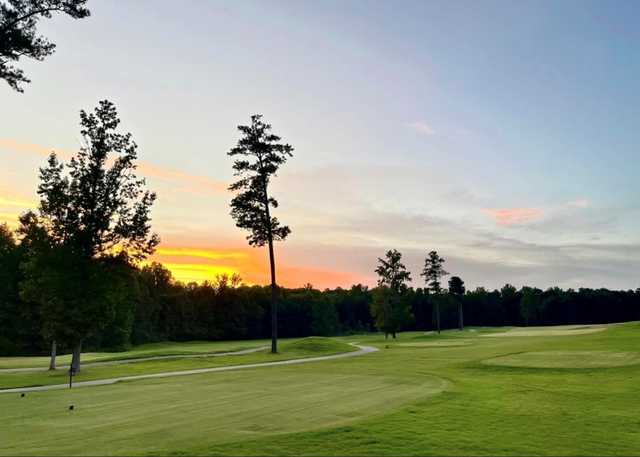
[0,344,378,393]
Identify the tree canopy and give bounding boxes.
[0,0,90,92]
[37,99,159,260]
[19,100,158,371]
[371,250,413,338]
[421,250,449,294]
[228,114,293,247]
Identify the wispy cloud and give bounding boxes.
[408,121,436,136]
[566,199,590,209]
[0,195,36,209]
[482,208,545,226]
[0,138,228,196]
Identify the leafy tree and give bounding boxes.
[227,114,293,353]
[21,100,158,372]
[0,0,90,92]
[500,283,521,324]
[132,262,174,343]
[0,223,27,356]
[520,287,543,326]
[371,249,413,338]
[421,250,449,333]
[448,276,465,330]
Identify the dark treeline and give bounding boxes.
[2,234,639,356]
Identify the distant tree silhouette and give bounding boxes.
[371,249,413,338]
[20,100,158,372]
[520,287,543,326]
[421,250,449,334]
[228,114,293,353]
[448,276,465,330]
[0,0,90,92]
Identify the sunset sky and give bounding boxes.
[1,0,640,290]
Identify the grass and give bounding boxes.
[0,337,355,389]
[1,324,640,455]
[0,339,274,369]
[484,350,640,368]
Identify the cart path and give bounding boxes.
[0,344,378,393]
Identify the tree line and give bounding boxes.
[2,239,639,359]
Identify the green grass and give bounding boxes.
[0,337,355,389]
[1,325,640,455]
[0,339,274,369]
[484,350,640,368]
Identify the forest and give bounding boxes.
[2,231,639,356]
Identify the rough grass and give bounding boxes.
[396,340,472,347]
[1,323,640,456]
[484,350,640,368]
[0,337,355,390]
[0,339,273,370]
[482,324,608,337]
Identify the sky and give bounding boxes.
[1,0,640,290]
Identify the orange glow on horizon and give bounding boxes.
[150,244,371,289]
[158,262,241,284]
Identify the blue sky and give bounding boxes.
[1,0,639,289]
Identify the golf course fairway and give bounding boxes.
[1,324,639,456]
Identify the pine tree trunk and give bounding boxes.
[436,301,441,334]
[48,340,57,371]
[71,341,82,374]
[459,302,464,330]
[267,237,278,354]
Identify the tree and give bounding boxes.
[228,114,293,353]
[0,0,90,92]
[21,100,159,372]
[520,287,543,326]
[371,249,413,338]
[421,250,449,334]
[448,276,465,330]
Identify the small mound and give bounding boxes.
[280,337,356,355]
[397,340,471,348]
[482,325,607,337]
[483,350,640,369]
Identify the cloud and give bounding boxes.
[149,244,367,288]
[154,247,248,261]
[0,139,70,159]
[566,199,590,209]
[0,195,36,209]
[0,138,228,196]
[482,208,544,226]
[408,121,436,136]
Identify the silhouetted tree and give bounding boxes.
[21,100,158,372]
[228,114,293,353]
[520,287,543,326]
[0,0,90,92]
[371,250,413,338]
[421,250,449,334]
[448,276,465,330]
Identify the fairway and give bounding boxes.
[396,340,472,347]
[2,323,640,456]
[1,368,446,455]
[484,350,640,368]
[482,324,608,337]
